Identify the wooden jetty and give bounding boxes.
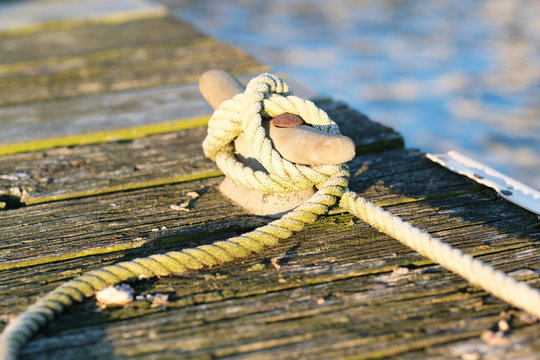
[1,2,539,359]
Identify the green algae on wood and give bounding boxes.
[1,148,537,276]
[0,76,319,148]
[0,101,402,206]
[0,115,210,156]
[5,245,539,359]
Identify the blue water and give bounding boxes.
[164,0,540,189]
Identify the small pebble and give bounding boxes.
[497,319,510,332]
[271,113,305,128]
[96,284,134,307]
[150,294,169,308]
[392,267,410,276]
[481,330,510,346]
[461,351,480,360]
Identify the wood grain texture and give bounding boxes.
[0,17,202,64]
[2,8,539,360]
[1,150,538,358]
[3,147,533,270]
[0,101,403,206]
[1,147,537,284]
[0,39,267,106]
[0,76,318,149]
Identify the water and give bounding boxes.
[163,0,540,190]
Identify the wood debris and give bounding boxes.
[480,319,512,346]
[271,257,282,270]
[171,201,190,212]
[171,192,199,212]
[96,284,134,307]
[186,191,199,199]
[136,293,170,308]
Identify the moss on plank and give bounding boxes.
[0,115,210,156]
[0,241,147,271]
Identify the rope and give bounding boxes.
[1,73,539,360]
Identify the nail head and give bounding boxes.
[271,113,305,128]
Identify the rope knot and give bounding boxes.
[2,72,539,360]
[203,73,347,194]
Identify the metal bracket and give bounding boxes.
[426,151,540,216]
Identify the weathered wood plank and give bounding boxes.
[1,7,538,357]
[0,76,318,150]
[4,242,540,359]
[2,200,537,315]
[0,101,402,206]
[402,322,540,359]
[0,0,166,34]
[0,39,267,106]
[1,147,538,358]
[0,127,217,206]
[1,148,537,269]
[43,259,538,360]
[0,16,205,65]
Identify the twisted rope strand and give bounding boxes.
[1,73,539,360]
[339,190,540,317]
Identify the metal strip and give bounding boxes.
[426,151,540,216]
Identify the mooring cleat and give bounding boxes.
[199,69,355,217]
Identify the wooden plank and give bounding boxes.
[3,247,539,359]
[22,250,536,360]
[2,191,537,312]
[1,147,538,358]
[0,101,403,206]
[0,17,205,65]
[1,7,537,357]
[401,322,540,359]
[0,0,166,35]
[0,39,267,106]
[1,148,536,269]
[2,211,539,358]
[0,76,318,150]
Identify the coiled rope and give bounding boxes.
[1,73,539,360]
